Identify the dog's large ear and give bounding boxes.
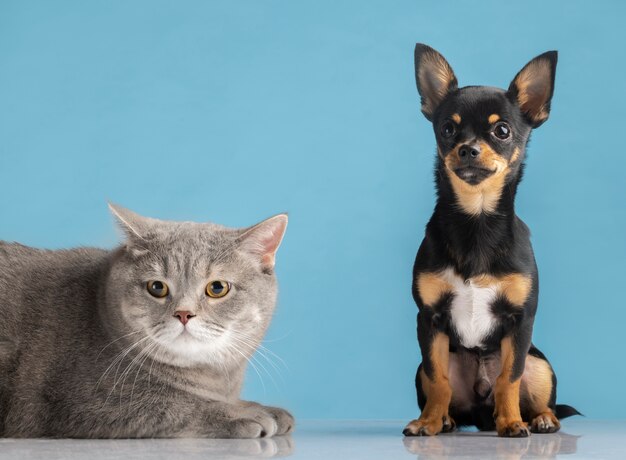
[414,44,458,121]
[507,51,558,128]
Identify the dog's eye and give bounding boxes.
[440,121,456,139]
[493,122,511,140]
[206,281,231,298]
[147,280,169,298]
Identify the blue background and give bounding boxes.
[1,0,625,420]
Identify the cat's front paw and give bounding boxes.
[240,402,294,436]
[259,405,294,435]
[224,418,268,439]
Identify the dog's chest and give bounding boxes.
[443,269,499,349]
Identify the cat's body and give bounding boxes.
[0,206,292,438]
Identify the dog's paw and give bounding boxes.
[403,415,450,436]
[441,414,456,433]
[497,418,530,437]
[530,412,560,434]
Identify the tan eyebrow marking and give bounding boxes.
[488,114,500,124]
[451,113,461,124]
[510,147,520,163]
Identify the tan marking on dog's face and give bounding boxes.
[510,147,521,163]
[442,142,521,215]
[488,114,500,124]
[416,272,453,307]
[472,273,532,307]
[451,113,461,124]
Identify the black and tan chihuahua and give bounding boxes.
[403,44,580,437]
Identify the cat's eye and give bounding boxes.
[493,121,511,140]
[440,121,456,139]
[206,281,231,298]
[147,280,169,298]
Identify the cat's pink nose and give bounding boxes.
[174,310,196,325]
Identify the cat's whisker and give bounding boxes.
[257,330,293,344]
[207,342,231,388]
[100,336,152,407]
[147,336,166,387]
[95,330,143,362]
[205,321,226,332]
[226,342,267,395]
[236,331,287,364]
[95,335,150,393]
[231,329,289,371]
[129,342,159,407]
[246,345,285,378]
[227,333,286,383]
[195,323,288,385]
[147,341,172,402]
[117,339,158,400]
[230,338,281,390]
[257,344,288,369]
[193,323,230,387]
[249,352,280,391]
[98,341,139,382]
[220,359,231,389]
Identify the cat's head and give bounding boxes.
[104,204,288,368]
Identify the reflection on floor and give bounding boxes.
[0,419,624,459]
[403,429,580,458]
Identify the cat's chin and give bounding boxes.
[149,327,232,367]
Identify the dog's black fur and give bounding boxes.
[403,44,579,437]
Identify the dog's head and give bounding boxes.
[414,44,557,214]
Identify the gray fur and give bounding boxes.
[0,204,292,438]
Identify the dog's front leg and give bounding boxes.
[404,312,453,436]
[494,333,531,437]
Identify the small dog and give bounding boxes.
[403,44,579,437]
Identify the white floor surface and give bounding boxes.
[0,419,624,459]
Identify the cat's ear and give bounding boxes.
[108,203,155,242]
[238,214,288,270]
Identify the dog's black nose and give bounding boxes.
[459,144,480,159]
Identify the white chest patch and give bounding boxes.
[440,268,499,349]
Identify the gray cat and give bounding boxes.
[0,204,293,438]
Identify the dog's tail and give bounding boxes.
[555,404,582,420]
